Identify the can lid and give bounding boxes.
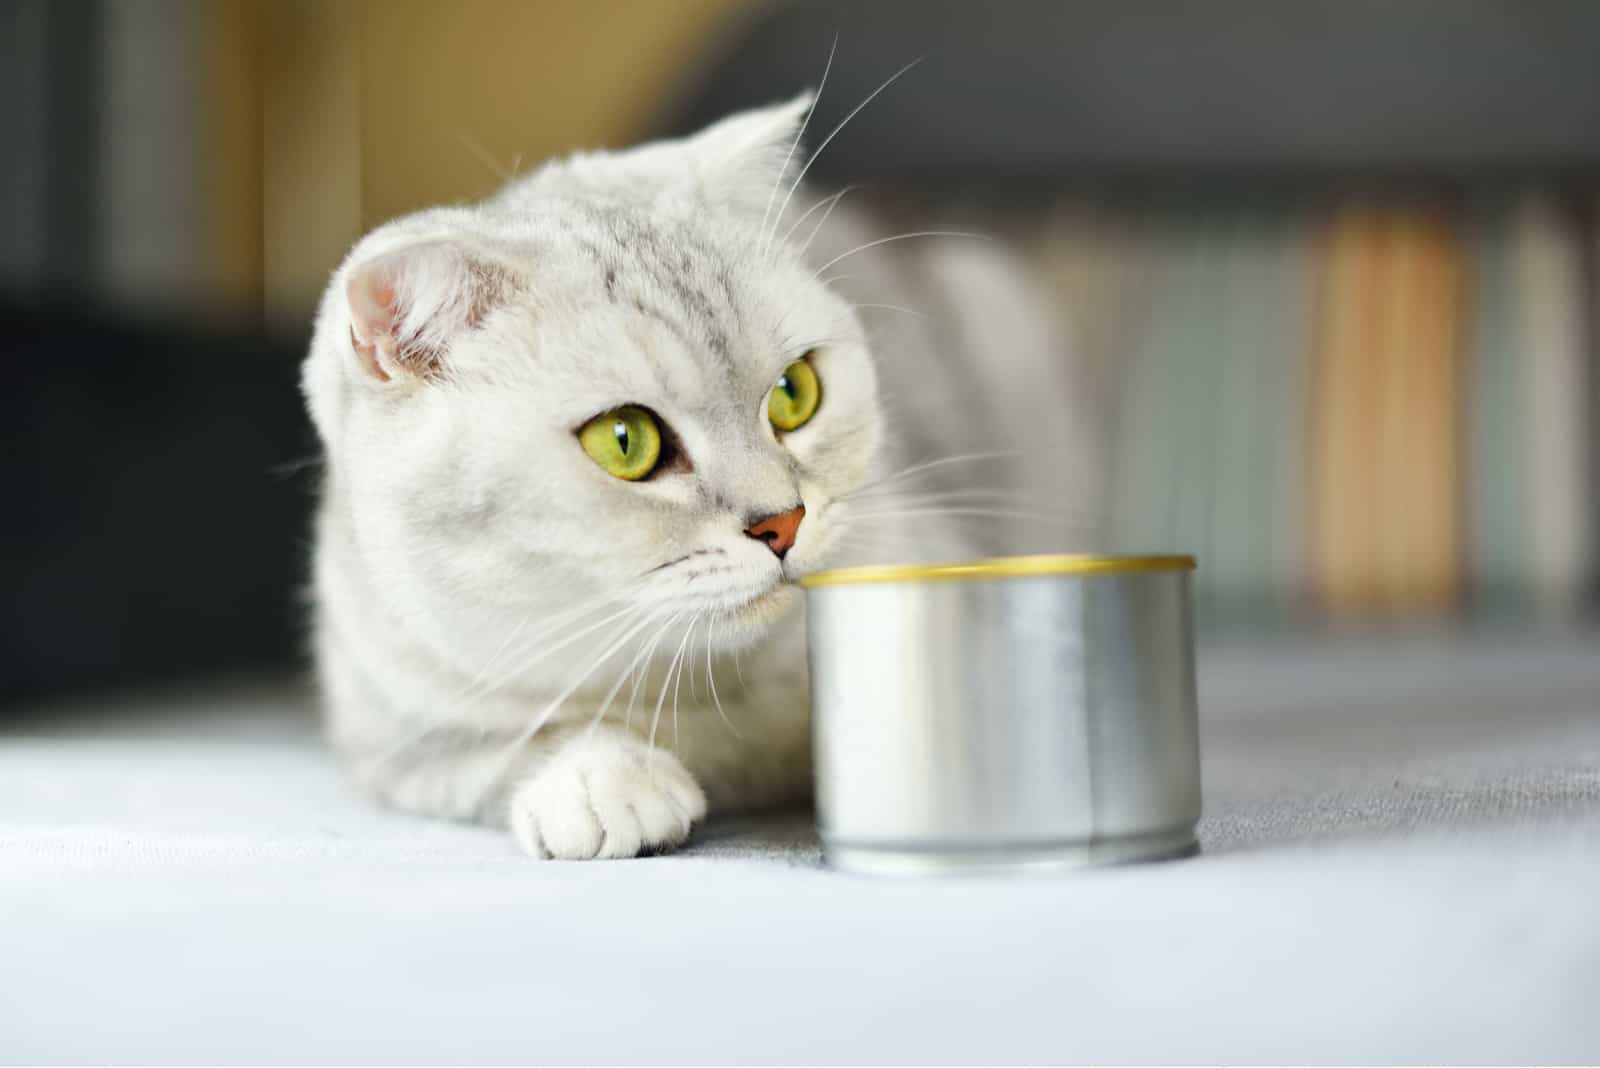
[798,553,1197,588]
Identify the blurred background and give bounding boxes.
[5,0,1597,705]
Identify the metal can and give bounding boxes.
[801,554,1200,875]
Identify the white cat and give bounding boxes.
[302,94,1096,859]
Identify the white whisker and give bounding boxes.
[625,611,682,733]
[650,615,698,757]
[841,450,1021,500]
[454,593,623,700]
[779,184,857,253]
[813,230,988,280]
[456,131,510,182]
[758,35,836,256]
[845,488,1097,520]
[458,598,640,707]
[840,506,1092,527]
[770,57,925,256]
[705,612,739,738]
[672,615,703,750]
[483,606,668,781]
[359,597,642,774]
[587,608,681,737]
[850,302,928,320]
[460,612,532,696]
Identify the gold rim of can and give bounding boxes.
[798,553,1198,589]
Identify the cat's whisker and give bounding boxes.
[704,612,739,738]
[849,302,929,320]
[587,608,682,737]
[672,614,705,750]
[779,184,857,253]
[456,596,641,708]
[362,597,640,773]
[758,34,836,257]
[844,486,1032,504]
[688,613,707,703]
[839,506,1095,528]
[844,488,1099,519]
[829,529,908,559]
[770,56,925,256]
[455,610,534,705]
[625,610,683,733]
[473,594,633,675]
[456,131,511,182]
[650,614,699,758]
[268,454,323,479]
[840,450,1022,500]
[812,230,989,281]
[487,605,670,780]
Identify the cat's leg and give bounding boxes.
[339,713,708,859]
[337,700,707,856]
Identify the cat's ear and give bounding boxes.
[344,240,516,382]
[684,92,813,212]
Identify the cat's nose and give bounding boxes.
[744,504,806,559]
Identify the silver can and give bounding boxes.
[801,554,1200,875]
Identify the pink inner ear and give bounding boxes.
[348,280,399,381]
[348,325,390,382]
[347,263,416,382]
[344,241,512,383]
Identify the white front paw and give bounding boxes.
[508,733,708,860]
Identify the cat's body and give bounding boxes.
[303,96,1097,858]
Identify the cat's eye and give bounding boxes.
[768,355,821,432]
[578,405,662,481]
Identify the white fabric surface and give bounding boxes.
[3,628,1599,1064]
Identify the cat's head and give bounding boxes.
[304,95,880,650]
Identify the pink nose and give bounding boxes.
[744,504,805,558]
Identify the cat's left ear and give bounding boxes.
[685,92,813,214]
[344,239,517,383]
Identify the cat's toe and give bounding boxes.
[509,764,605,859]
[594,756,706,856]
[507,743,706,860]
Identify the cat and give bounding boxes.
[302,93,1098,859]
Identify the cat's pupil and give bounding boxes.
[778,374,795,400]
[613,420,630,455]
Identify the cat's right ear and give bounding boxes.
[343,240,514,383]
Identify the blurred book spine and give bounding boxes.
[1514,194,1593,615]
[1040,187,1595,624]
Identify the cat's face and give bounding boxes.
[306,97,880,651]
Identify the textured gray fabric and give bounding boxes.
[2,629,1598,1063]
[1197,627,1600,850]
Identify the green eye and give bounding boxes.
[768,355,821,431]
[578,405,662,481]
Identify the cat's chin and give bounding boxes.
[720,582,800,631]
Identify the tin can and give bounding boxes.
[801,554,1200,875]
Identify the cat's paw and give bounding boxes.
[507,733,707,860]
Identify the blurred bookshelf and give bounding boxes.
[680,0,1600,627]
[1000,190,1594,628]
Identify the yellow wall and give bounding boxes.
[358,0,747,229]
[251,0,747,325]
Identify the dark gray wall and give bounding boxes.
[672,0,1600,181]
